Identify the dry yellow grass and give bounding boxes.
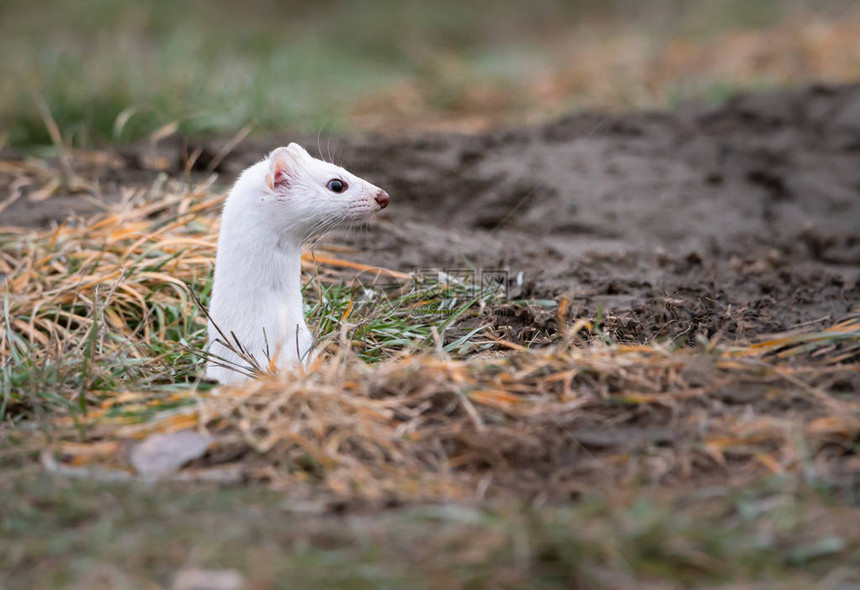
[30,320,860,504]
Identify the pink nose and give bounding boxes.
[375,189,390,209]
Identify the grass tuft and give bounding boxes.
[0,163,509,418]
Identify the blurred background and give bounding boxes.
[2,0,859,147]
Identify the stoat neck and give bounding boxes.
[215,211,304,304]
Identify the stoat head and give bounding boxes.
[259,143,389,241]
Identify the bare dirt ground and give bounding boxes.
[5,83,857,340]
[345,83,859,335]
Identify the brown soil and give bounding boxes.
[340,84,860,340]
[3,83,859,342]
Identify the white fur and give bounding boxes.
[206,143,387,385]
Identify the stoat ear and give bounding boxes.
[266,147,299,191]
[285,142,311,160]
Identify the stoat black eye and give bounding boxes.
[326,179,347,193]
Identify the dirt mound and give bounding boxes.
[3,84,859,340]
[293,84,860,339]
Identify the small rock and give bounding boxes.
[172,568,245,590]
[131,430,212,478]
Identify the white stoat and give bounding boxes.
[205,143,390,385]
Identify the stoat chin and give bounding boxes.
[205,143,390,385]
